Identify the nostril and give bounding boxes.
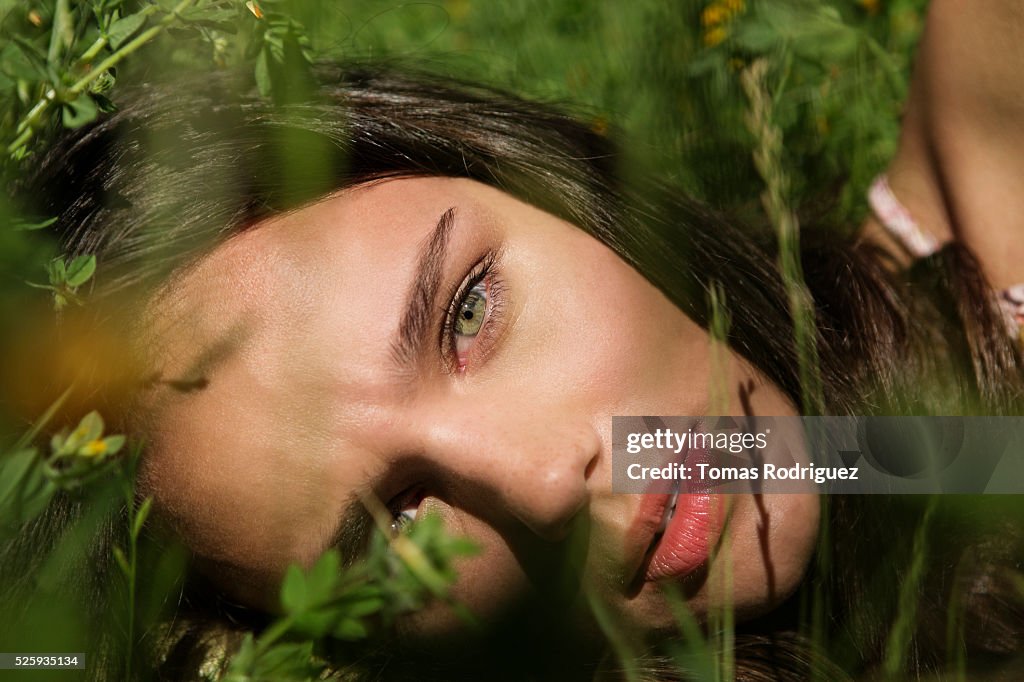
[584,451,599,481]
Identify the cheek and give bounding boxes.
[140,375,340,581]
[723,493,820,617]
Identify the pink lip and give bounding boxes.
[644,491,720,581]
[625,447,724,585]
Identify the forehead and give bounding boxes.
[147,177,489,377]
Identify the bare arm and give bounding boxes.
[863,0,1024,289]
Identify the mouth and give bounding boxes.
[625,446,723,587]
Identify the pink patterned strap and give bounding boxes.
[1000,285,1024,339]
[869,174,1024,341]
[868,175,941,258]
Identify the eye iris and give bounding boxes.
[390,509,417,536]
[455,284,486,336]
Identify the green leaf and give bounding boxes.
[0,448,39,506]
[65,411,105,453]
[304,549,340,604]
[132,497,152,540]
[332,617,368,640]
[6,37,49,80]
[107,13,147,50]
[7,473,57,528]
[113,545,131,577]
[12,216,57,231]
[93,93,117,113]
[65,254,96,287]
[62,95,99,129]
[340,594,385,618]
[49,432,66,454]
[226,633,256,675]
[88,69,116,95]
[251,641,319,677]
[180,6,239,31]
[102,434,126,456]
[48,258,67,284]
[291,609,335,637]
[254,48,272,97]
[280,564,307,614]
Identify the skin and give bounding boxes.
[861,0,1024,288]
[138,176,818,645]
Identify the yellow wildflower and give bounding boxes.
[702,5,728,27]
[79,439,108,458]
[703,26,728,48]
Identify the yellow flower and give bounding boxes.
[722,0,745,14]
[79,439,108,458]
[702,5,727,27]
[703,26,728,47]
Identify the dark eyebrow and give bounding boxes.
[389,207,456,370]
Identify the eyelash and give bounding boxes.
[441,251,506,373]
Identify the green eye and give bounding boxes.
[455,282,487,336]
[390,508,417,536]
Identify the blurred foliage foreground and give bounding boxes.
[0,0,932,680]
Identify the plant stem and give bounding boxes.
[6,0,198,155]
[12,383,75,452]
[708,281,731,415]
[883,497,938,676]
[740,58,825,415]
[123,482,138,681]
[255,616,295,654]
[47,0,72,67]
[69,0,196,96]
[77,36,108,65]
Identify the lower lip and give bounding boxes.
[644,492,721,582]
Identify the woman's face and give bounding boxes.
[140,177,818,644]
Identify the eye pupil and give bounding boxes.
[454,284,487,337]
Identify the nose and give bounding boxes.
[414,404,599,542]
